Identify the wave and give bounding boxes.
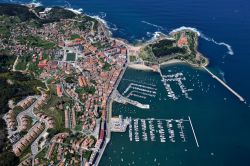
[170,26,201,36]
[170,26,234,55]
[99,12,107,19]
[21,0,43,7]
[90,15,108,27]
[199,35,234,55]
[109,22,118,31]
[146,32,152,37]
[141,21,164,30]
[148,31,167,42]
[66,8,83,14]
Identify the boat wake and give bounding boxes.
[64,0,71,8]
[170,26,234,55]
[218,69,226,83]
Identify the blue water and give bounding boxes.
[2,0,250,165]
[2,0,250,100]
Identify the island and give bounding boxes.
[0,3,209,166]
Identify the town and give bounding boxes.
[1,4,127,166]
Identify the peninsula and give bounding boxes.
[0,3,209,166]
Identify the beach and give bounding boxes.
[127,63,154,71]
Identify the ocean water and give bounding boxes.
[1,0,250,165]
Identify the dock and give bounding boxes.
[203,67,244,102]
[111,90,150,109]
[188,116,199,148]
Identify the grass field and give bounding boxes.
[66,53,76,61]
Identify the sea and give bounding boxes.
[1,0,250,166]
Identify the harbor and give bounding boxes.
[101,64,250,165]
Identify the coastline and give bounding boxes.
[2,3,210,165]
[159,59,185,66]
[128,63,154,71]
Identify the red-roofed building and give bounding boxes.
[57,85,63,97]
[78,76,87,87]
[38,60,48,68]
[177,34,188,47]
[39,52,43,60]
[120,48,127,55]
[99,129,105,140]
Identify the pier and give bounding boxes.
[111,90,150,109]
[188,116,199,148]
[203,67,244,102]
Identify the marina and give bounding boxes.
[125,117,196,146]
[161,72,193,100]
[122,83,157,100]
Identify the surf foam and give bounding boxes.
[66,8,83,14]
[200,35,234,55]
[170,26,234,55]
[22,0,43,7]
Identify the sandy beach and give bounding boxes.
[160,59,184,66]
[128,63,154,71]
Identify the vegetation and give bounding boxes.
[82,150,92,160]
[139,46,156,62]
[150,39,186,58]
[0,3,37,21]
[76,86,96,95]
[35,146,49,164]
[0,54,15,72]
[0,71,45,113]
[70,34,81,40]
[41,94,70,133]
[129,55,137,62]
[65,76,77,83]
[66,53,76,61]
[46,7,76,20]
[102,62,111,71]
[15,55,31,70]
[0,24,10,38]
[17,35,55,50]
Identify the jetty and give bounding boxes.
[188,116,199,148]
[111,90,150,109]
[203,67,244,102]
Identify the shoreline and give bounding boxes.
[128,63,154,71]
[4,3,210,165]
[159,59,185,66]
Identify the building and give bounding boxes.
[57,85,63,97]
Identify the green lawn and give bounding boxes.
[129,55,137,62]
[102,62,111,71]
[66,53,76,61]
[70,34,81,40]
